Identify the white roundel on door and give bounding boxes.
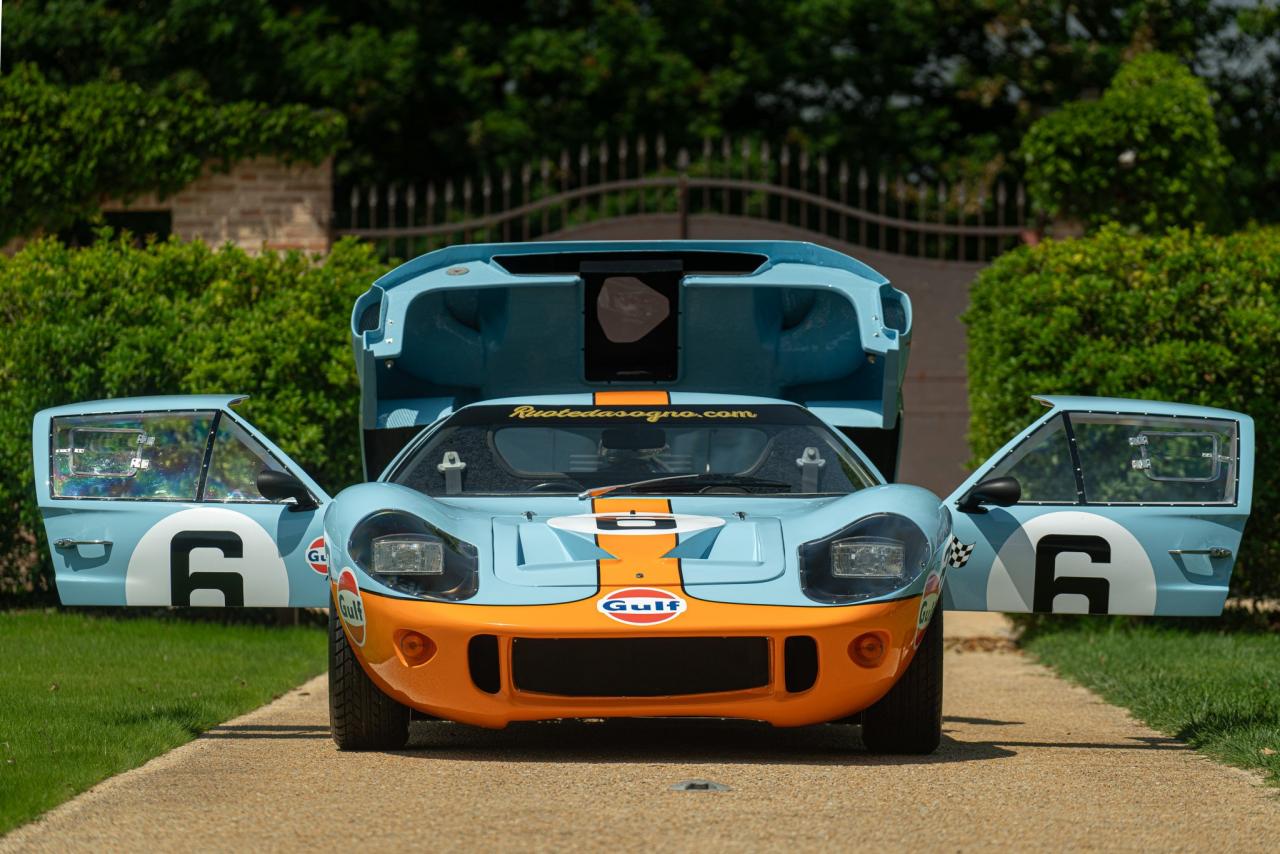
[986,511,1156,615]
[125,508,290,606]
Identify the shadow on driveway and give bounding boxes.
[197,716,1192,766]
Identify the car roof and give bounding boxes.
[37,394,248,417]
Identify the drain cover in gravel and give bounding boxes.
[670,779,731,792]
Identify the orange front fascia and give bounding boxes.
[334,583,925,730]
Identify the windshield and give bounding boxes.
[389,404,878,497]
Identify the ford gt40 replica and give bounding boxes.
[34,241,1254,754]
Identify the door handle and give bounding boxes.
[1168,547,1232,559]
[54,538,113,549]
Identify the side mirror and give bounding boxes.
[956,476,1021,514]
[257,470,318,511]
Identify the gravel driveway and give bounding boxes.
[4,613,1278,852]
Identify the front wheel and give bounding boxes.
[860,606,943,754]
[328,606,411,750]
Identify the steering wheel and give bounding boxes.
[699,485,749,494]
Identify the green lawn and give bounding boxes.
[0,610,325,835]
[1021,616,1280,785]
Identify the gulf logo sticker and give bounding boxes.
[914,569,943,648]
[336,567,366,646]
[305,536,328,575]
[597,587,686,625]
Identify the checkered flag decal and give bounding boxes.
[945,535,975,568]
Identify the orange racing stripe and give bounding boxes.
[593,391,671,404]
[591,497,683,588]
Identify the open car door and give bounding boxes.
[943,396,1253,616]
[33,395,331,607]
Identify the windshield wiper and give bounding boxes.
[578,473,790,500]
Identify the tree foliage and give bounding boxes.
[965,224,1280,597]
[0,64,345,244]
[0,235,384,596]
[1021,52,1231,232]
[5,0,1277,224]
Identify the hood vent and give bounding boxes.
[492,515,784,587]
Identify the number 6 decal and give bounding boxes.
[1032,535,1110,614]
[170,531,244,607]
[126,507,291,606]
[986,511,1156,615]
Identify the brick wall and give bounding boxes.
[100,156,333,254]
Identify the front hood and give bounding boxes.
[493,506,785,589]
[326,484,943,608]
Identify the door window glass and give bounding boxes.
[987,414,1078,502]
[203,417,287,502]
[51,412,213,500]
[1071,413,1237,504]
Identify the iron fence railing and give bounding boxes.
[334,136,1033,262]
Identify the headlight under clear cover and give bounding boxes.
[831,537,905,578]
[372,535,444,575]
[350,512,478,601]
[799,513,930,604]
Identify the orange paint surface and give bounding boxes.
[338,582,924,729]
[593,497,682,587]
[592,391,671,404]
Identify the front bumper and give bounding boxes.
[335,584,925,729]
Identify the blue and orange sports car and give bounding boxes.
[34,241,1254,753]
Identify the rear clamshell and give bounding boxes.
[349,241,911,478]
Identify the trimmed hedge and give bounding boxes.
[1021,52,1231,233]
[965,224,1280,597]
[0,235,385,597]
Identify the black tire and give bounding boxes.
[860,606,943,754]
[328,605,411,750]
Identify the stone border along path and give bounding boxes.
[4,613,1278,853]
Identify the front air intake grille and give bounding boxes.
[783,636,818,693]
[468,634,501,694]
[511,637,770,697]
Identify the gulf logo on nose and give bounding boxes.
[914,569,943,648]
[336,567,366,646]
[596,587,687,625]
